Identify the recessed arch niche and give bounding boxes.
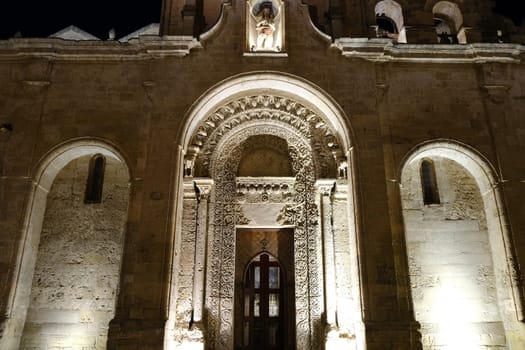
[165,72,364,350]
[400,140,525,349]
[236,135,293,177]
[1,139,131,350]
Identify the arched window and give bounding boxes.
[432,1,466,44]
[376,15,398,39]
[374,0,407,43]
[420,159,440,205]
[84,154,106,203]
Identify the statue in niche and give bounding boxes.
[247,0,284,52]
[255,2,276,49]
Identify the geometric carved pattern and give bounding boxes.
[196,110,327,349]
[236,176,295,204]
[189,94,343,179]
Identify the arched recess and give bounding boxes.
[180,73,352,152]
[374,0,407,43]
[165,72,365,350]
[399,140,524,349]
[432,1,466,44]
[1,138,131,350]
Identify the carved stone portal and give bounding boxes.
[172,93,356,350]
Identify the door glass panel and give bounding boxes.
[245,294,250,317]
[241,253,286,350]
[269,266,279,288]
[253,319,262,348]
[269,322,279,346]
[254,293,260,317]
[254,266,260,288]
[244,321,250,346]
[269,293,279,317]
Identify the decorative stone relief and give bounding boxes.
[190,95,342,179]
[441,158,487,227]
[198,121,323,350]
[181,90,350,350]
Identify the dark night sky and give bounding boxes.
[0,1,163,40]
[0,0,522,40]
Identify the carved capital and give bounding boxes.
[142,81,155,101]
[482,84,510,104]
[194,178,214,200]
[315,179,335,196]
[183,179,198,199]
[21,80,50,97]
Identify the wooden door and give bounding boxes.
[242,253,284,350]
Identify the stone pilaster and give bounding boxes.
[192,179,214,327]
[315,180,337,329]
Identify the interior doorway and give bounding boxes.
[235,228,295,350]
[243,253,284,349]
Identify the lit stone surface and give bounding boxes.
[402,157,507,348]
[0,0,524,349]
[19,156,129,350]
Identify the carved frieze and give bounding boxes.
[236,177,295,203]
[189,95,343,179]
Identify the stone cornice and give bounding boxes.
[0,35,201,61]
[0,35,523,63]
[332,38,525,63]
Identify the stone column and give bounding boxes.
[165,178,201,348]
[192,179,214,328]
[315,180,337,330]
[332,180,354,328]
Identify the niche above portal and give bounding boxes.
[246,0,285,53]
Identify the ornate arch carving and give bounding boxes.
[189,94,343,179]
[202,117,323,349]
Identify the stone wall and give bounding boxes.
[0,1,524,347]
[402,157,505,348]
[20,156,129,350]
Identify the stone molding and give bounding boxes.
[333,39,525,63]
[482,84,511,104]
[189,103,326,349]
[1,36,523,63]
[0,36,201,60]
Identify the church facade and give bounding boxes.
[1,0,525,349]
